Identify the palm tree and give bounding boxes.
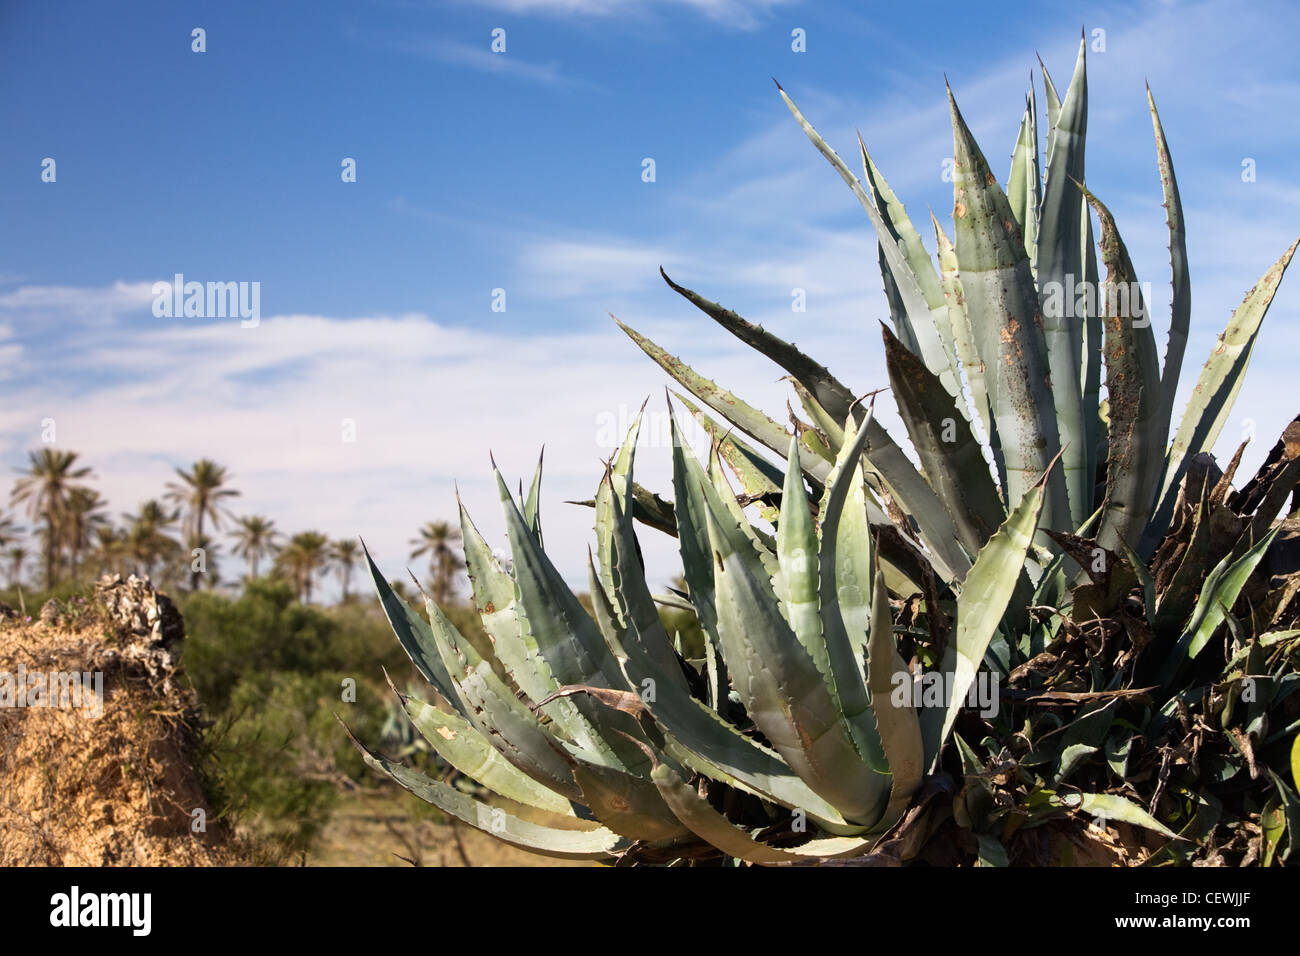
[7,546,25,590]
[165,459,240,590]
[276,531,331,603]
[0,514,23,591]
[124,500,181,580]
[11,449,93,588]
[410,520,464,605]
[330,538,361,602]
[231,515,280,580]
[91,525,129,578]
[185,531,223,589]
[64,487,109,579]
[0,511,21,550]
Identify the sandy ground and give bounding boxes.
[307,788,593,867]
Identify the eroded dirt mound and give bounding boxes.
[0,575,239,865]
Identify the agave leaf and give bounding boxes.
[396,686,577,816]
[570,484,678,540]
[1260,772,1291,854]
[1115,537,1156,626]
[595,562,855,827]
[704,487,889,825]
[776,82,936,352]
[460,503,564,713]
[420,591,587,792]
[1053,792,1179,840]
[499,466,629,695]
[1036,37,1090,526]
[1079,192,1102,512]
[846,412,973,585]
[495,467,656,776]
[1158,527,1280,685]
[975,833,1010,867]
[707,447,779,579]
[1039,55,1062,164]
[933,214,1007,498]
[597,629,857,828]
[1228,428,1300,564]
[923,472,1048,770]
[461,502,629,767]
[522,448,545,546]
[867,569,924,829]
[1053,699,1117,785]
[948,85,1070,537]
[815,415,888,771]
[650,761,874,862]
[585,552,625,651]
[1007,81,1041,271]
[659,414,858,824]
[571,757,692,843]
[1082,188,1162,552]
[1150,239,1299,553]
[342,721,628,860]
[660,269,859,425]
[364,545,462,708]
[851,413,973,585]
[882,322,1005,559]
[615,317,831,485]
[787,377,847,455]
[605,433,695,697]
[1291,735,1300,793]
[649,318,967,581]
[638,669,854,828]
[594,406,645,612]
[858,138,964,406]
[817,414,874,658]
[1147,88,1191,451]
[670,390,784,524]
[668,408,723,648]
[775,437,826,673]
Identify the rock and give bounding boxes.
[93,573,186,692]
[39,599,61,626]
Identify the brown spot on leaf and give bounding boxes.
[955,201,967,218]
[436,727,457,741]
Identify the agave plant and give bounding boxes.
[347,37,1300,865]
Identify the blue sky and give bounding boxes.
[2,0,1298,595]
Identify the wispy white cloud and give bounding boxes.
[0,299,725,592]
[0,280,155,316]
[518,238,686,298]
[7,0,1298,600]
[502,0,1300,497]
[452,0,795,30]
[392,35,575,86]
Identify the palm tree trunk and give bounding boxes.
[190,511,205,591]
[44,514,56,590]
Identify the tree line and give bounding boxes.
[0,449,465,604]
